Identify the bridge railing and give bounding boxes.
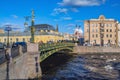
[39,42,74,62]
[39,42,74,55]
[40,42,74,50]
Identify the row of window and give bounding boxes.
[87,29,116,32]
[92,34,115,38]
[92,40,116,43]
[3,38,30,42]
[86,23,115,27]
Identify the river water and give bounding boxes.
[40,53,120,80]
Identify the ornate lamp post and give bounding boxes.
[31,10,35,43]
[5,25,12,47]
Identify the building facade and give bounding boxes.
[84,15,119,46]
[118,23,120,46]
[0,24,64,45]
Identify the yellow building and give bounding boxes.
[0,24,64,44]
[84,15,119,46]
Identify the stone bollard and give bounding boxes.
[18,45,23,55]
[27,43,42,79]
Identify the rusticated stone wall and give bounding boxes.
[0,43,42,79]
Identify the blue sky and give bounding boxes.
[0,0,120,34]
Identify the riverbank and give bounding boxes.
[73,46,120,53]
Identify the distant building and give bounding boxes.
[0,24,64,44]
[28,24,57,33]
[0,29,4,33]
[84,15,119,46]
[74,25,83,41]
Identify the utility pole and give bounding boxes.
[31,9,35,43]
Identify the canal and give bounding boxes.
[40,52,120,80]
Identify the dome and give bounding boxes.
[99,15,105,20]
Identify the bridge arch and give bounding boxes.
[39,43,74,62]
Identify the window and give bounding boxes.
[92,24,94,27]
[110,29,112,32]
[110,34,112,37]
[104,24,106,27]
[101,34,104,38]
[23,38,25,42]
[92,29,94,32]
[4,38,6,42]
[94,40,96,43]
[106,24,109,27]
[106,34,108,37]
[86,24,89,27]
[109,24,112,27]
[16,38,19,42]
[96,29,98,32]
[87,29,89,32]
[96,34,98,37]
[106,29,108,32]
[96,24,97,27]
[100,23,104,27]
[92,34,94,38]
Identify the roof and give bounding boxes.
[29,24,55,31]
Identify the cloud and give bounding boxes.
[58,0,106,7]
[65,24,75,27]
[54,17,72,21]
[65,24,75,31]
[1,22,23,31]
[63,17,72,20]
[75,20,83,22]
[11,15,18,19]
[51,8,68,16]
[70,8,79,12]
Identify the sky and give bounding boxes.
[0,0,120,34]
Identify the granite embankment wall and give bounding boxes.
[73,46,120,54]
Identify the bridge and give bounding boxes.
[0,42,74,79]
[39,42,74,62]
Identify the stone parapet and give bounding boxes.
[74,46,120,54]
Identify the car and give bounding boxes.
[94,44,100,46]
[12,42,27,48]
[0,42,6,50]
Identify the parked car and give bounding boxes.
[83,43,92,46]
[12,42,27,48]
[0,42,6,50]
[94,44,100,46]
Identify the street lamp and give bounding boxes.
[24,10,35,43]
[5,25,12,48]
[31,9,35,43]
